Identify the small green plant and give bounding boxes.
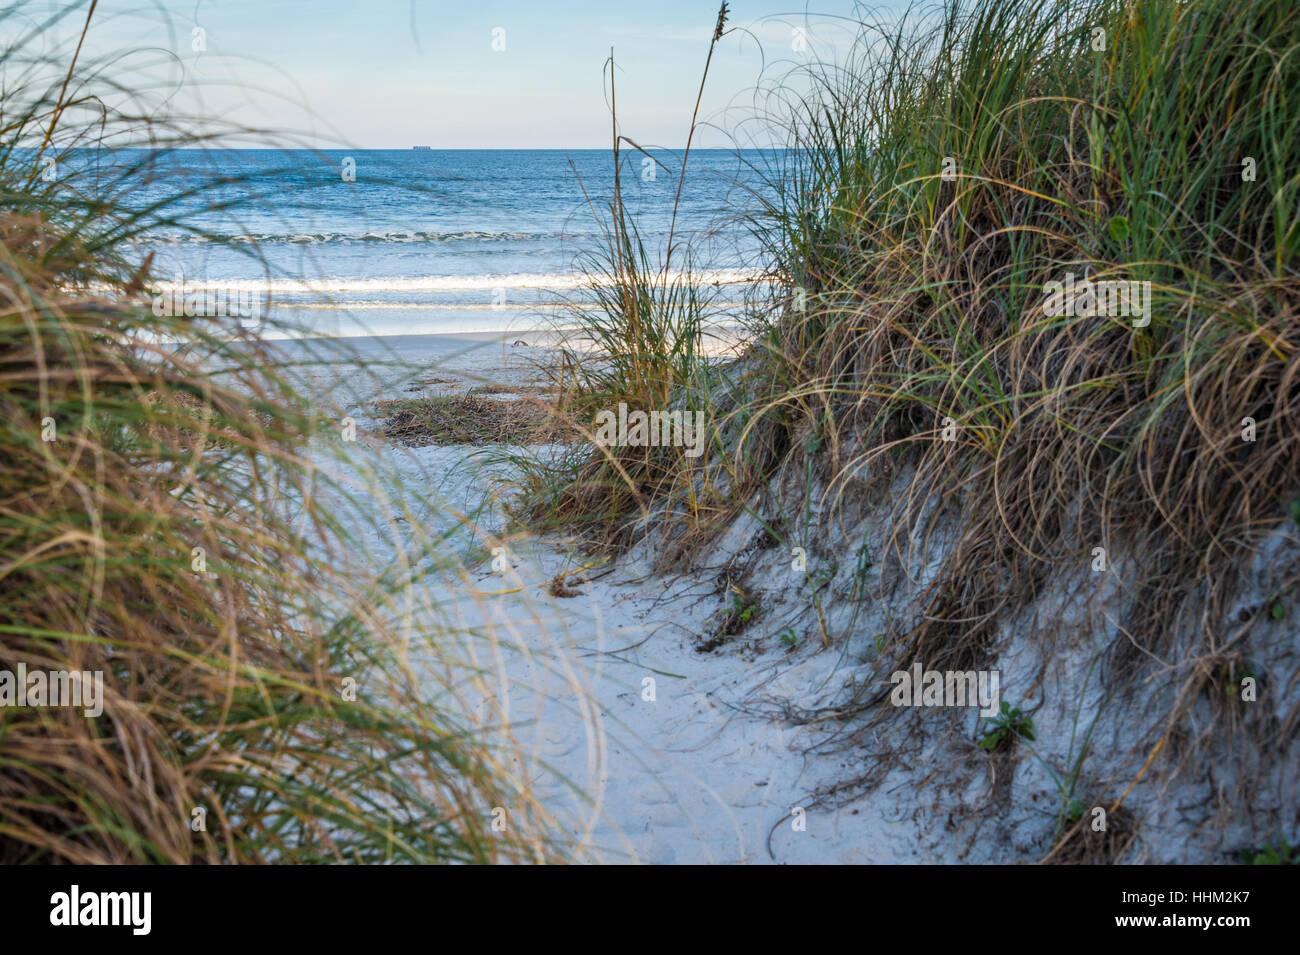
[1237,840,1298,865]
[979,701,1036,752]
[732,592,758,627]
[1225,668,1258,696]
[695,582,762,651]
[779,629,798,650]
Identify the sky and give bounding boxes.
[19,0,908,148]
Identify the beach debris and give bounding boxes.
[548,573,584,598]
[374,393,576,447]
[696,581,760,652]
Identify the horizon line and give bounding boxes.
[41,144,786,152]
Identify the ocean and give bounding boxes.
[105,148,776,340]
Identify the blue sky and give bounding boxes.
[35,0,905,148]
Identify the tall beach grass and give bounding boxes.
[0,1,555,863]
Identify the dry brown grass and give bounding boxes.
[375,393,577,447]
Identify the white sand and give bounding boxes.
[310,438,928,863]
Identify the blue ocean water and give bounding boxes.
[106,149,777,338]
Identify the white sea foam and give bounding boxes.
[109,268,762,296]
[139,229,578,244]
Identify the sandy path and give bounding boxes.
[321,444,906,863]
[304,450,930,862]
[268,330,936,863]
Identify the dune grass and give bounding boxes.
[538,0,1300,660]
[0,2,554,864]
[737,0,1300,673]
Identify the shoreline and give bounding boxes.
[237,324,750,414]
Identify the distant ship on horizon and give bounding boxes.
[412,145,431,151]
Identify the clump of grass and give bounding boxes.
[753,0,1300,673]
[696,582,761,652]
[514,5,733,549]
[0,2,552,863]
[377,394,575,447]
[1043,804,1138,865]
